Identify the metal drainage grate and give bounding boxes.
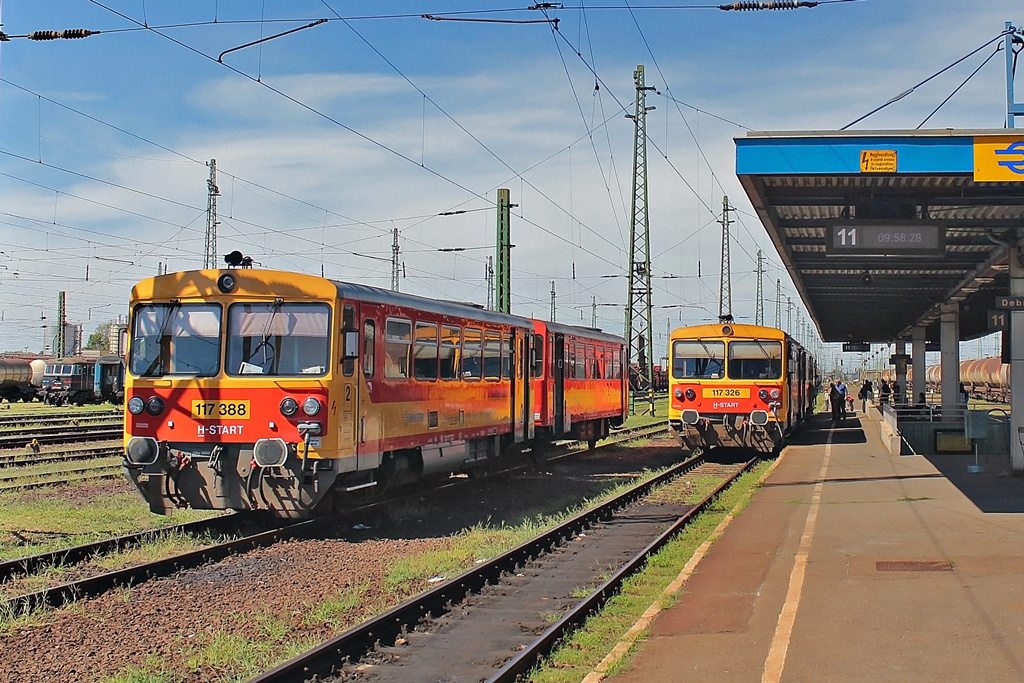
[876,560,954,572]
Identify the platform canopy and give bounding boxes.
[736,129,1024,344]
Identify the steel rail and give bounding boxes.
[488,456,758,682]
[0,446,122,468]
[2,518,314,617]
[248,450,716,683]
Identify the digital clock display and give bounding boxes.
[825,224,944,256]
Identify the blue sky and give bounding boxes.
[0,1,1017,358]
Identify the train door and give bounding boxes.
[510,328,528,443]
[553,333,566,436]
[338,303,360,466]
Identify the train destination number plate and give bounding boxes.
[191,400,251,419]
[702,388,749,399]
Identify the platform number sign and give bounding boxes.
[988,310,1008,331]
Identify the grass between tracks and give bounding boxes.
[102,448,686,683]
[529,461,771,683]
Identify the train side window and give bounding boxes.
[575,343,586,379]
[594,346,604,380]
[362,319,375,378]
[385,318,412,380]
[567,344,575,378]
[463,327,483,379]
[531,334,544,378]
[440,325,461,380]
[586,345,596,379]
[341,305,356,377]
[482,331,501,380]
[502,332,514,379]
[414,322,439,381]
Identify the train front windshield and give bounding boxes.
[672,341,724,379]
[226,302,330,376]
[130,303,222,377]
[727,341,783,380]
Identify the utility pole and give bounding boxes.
[592,296,597,328]
[718,196,733,323]
[775,279,781,328]
[496,188,512,314]
[485,256,495,310]
[755,249,765,326]
[204,159,219,269]
[549,281,556,322]
[625,65,656,416]
[787,297,793,335]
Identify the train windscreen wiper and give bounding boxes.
[143,301,180,376]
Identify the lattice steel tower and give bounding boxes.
[718,196,733,323]
[625,65,656,415]
[755,249,765,326]
[204,159,219,269]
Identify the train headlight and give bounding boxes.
[758,389,769,401]
[674,388,684,400]
[280,397,299,417]
[127,397,145,415]
[685,388,696,401]
[217,273,237,293]
[302,397,322,416]
[770,388,781,400]
[145,396,165,416]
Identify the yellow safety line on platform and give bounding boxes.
[582,455,788,683]
[762,430,834,683]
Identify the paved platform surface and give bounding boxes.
[606,407,1024,683]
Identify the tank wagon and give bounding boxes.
[0,357,45,402]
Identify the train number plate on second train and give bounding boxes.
[701,388,749,398]
[191,400,251,419]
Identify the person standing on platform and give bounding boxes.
[878,379,891,404]
[828,382,842,421]
[835,379,849,418]
[892,381,902,405]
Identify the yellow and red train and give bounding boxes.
[122,266,627,517]
[667,323,817,453]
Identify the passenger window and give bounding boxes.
[532,334,544,378]
[362,319,375,378]
[463,327,483,379]
[440,325,461,380]
[484,331,502,380]
[414,322,439,381]
[385,318,412,380]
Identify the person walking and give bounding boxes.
[858,379,873,412]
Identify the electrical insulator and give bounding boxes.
[27,29,98,40]
[719,1,818,9]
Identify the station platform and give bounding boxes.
[598,406,1024,682]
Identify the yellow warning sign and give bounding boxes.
[859,149,897,173]
[974,136,1024,182]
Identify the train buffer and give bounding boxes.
[596,411,1024,682]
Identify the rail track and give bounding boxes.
[1,423,669,620]
[0,444,122,468]
[249,450,755,683]
[0,458,124,493]
[0,408,121,430]
[0,423,122,449]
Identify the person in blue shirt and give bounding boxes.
[835,380,849,418]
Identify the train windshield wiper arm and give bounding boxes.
[144,301,180,376]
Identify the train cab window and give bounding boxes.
[483,331,502,380]
[727,341,783,380]
[363,319,375,377]
[341,305,356,378]
[462,327,483,379]
[531,334,544,378]
[130,303,222,378]
[384,318,412,380]
[414,322,439,381]
[671,340,725,379]
[226,302,329,377]
[440,325,461,380]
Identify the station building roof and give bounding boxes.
[736,129,1024,344]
